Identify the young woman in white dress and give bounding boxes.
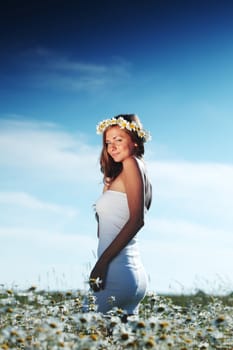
[89,114,152,318]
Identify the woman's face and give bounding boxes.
[105,126,135,162]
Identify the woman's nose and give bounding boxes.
[110,142,117,150]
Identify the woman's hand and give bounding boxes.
[89,259,108,292]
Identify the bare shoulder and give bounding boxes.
[123,156,138,168]
[122,157,143,199]
[122,156,141,177]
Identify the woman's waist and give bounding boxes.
[97,240,140,260]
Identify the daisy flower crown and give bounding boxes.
[96,116,151,142]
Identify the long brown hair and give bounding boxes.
[99,114,145,184]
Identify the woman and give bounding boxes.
[89,114,152,317]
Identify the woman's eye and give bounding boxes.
[106,138,122,146]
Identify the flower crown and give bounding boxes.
[96,116,151,142]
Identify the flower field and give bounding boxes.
[0,286,233,349]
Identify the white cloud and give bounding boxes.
[0,226,96,249]
[141,218,233,294]
[2,117,233,203]
[0,118,100,183]
[51,60,109,74]
[146,217,232,248]
[147,160,233,225]
[0,226,96,290]
[0,192,78,217]
[149,160,233,197]
[20,48,131,92]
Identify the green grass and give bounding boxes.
[156,290,233,307]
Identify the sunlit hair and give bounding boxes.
[98,114,146,184]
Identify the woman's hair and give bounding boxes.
[99,114,145,183]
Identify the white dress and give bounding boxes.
[93,157,152,315]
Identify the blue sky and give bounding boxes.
[0,0,233,294]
